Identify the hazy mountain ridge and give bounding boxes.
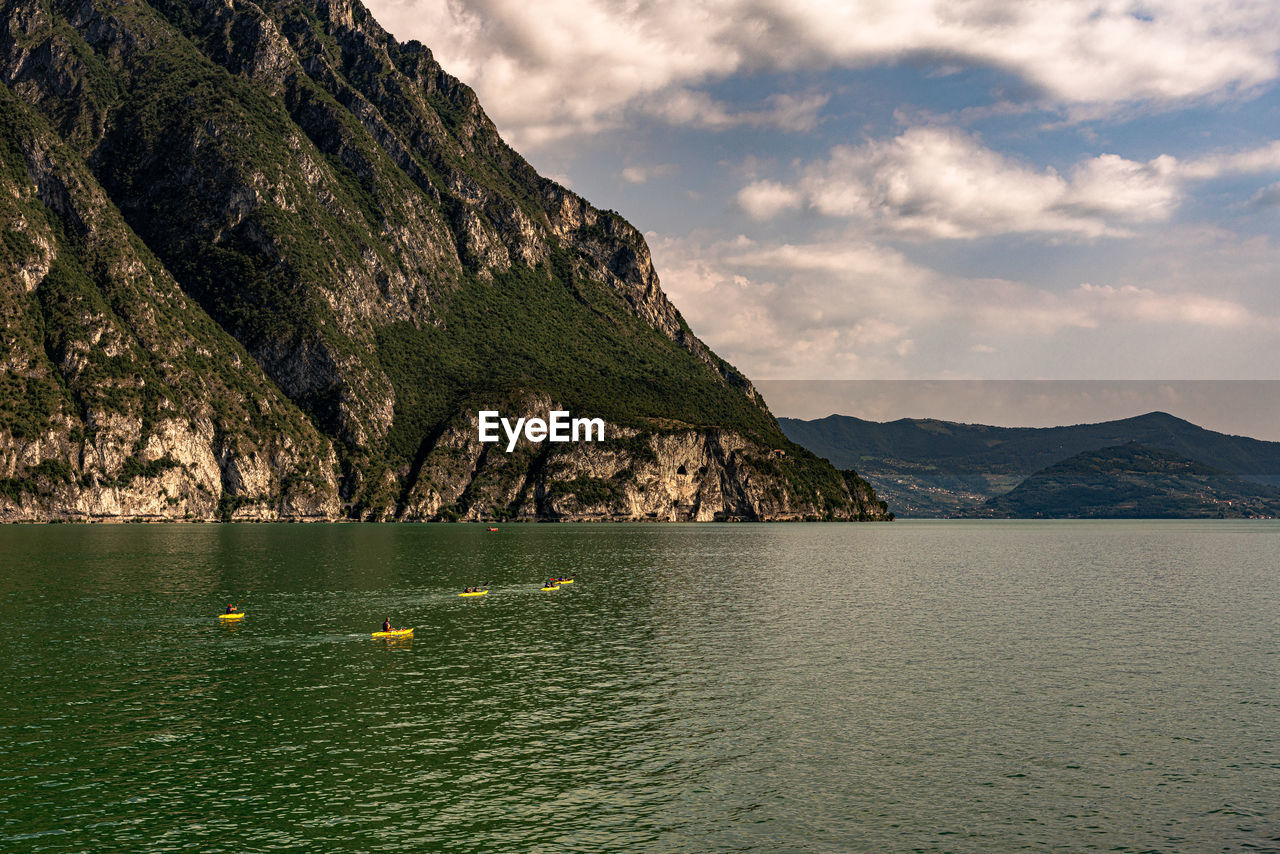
[0,0,888,522]
[977,444,1280,519]
[779,411,1280,517]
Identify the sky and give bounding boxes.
[363,0,1280,432]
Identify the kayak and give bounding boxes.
[218,612,246,620]
[540,585,560,591]
[372,627,414,638]
[554,579,575,584]
[459,590,489,597]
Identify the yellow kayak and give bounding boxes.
[459,590,489,597]
[218,612,246,620]
[554,579,574,584]
[540,585,560,591]
[372,627,414,638]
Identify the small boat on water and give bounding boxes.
[459,589,489,597]
[372,627,414,639]
[218,612,246,621]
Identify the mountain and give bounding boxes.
[778,411,1280,516]
[0,0,888,522]
[977,444,1280,518]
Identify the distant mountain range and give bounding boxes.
[779,412,1280,518]
[978,443,1280,518]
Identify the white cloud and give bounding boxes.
[361,0,1280,383]
[641,89,829,131]
[968,281,1257,332]
[365,0,1280,147]
[1074,283,1254,327]
[739,128,1280,238]
[735,180,802,219]
[649,229,1274,378]
[1179,140,1280,179]
[620,163,677,184]
[1059,153,1180,223]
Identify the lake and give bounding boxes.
[1,521,1277,852]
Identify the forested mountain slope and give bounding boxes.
[0,0,888,521]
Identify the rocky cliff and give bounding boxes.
[0,0,889,522]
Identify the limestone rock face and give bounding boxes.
[0,83,339,522]
[387,396,889,523]
[0,0,889,523]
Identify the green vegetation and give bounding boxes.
[0,478,24,505]
[96,53,331,352]
[0,459,74,505]
[0,0,879,522]
[112,455,181,487]
[595,434,658,466]
[218,494,260,522]
[0,369,62,442]
[0,75,337,514]
[374,252,779,470]
[782,411,1280,479]
[545,476,625,509]
[979,444,1280,518]
[783,411,1280,517]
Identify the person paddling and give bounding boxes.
[225,603,238,614]
[383,618,393,632]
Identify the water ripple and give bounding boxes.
[1,522,1278,851]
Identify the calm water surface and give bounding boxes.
[1,521,1278,852]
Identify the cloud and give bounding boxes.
[735,180,802,219]
[1179,140,1280,179]
[620,163,677,184]
[365,0,1280,147]
[641,89,829,131]
[648,230,1274,378]
[971,281,1256,331]
[738,128,1280,239]
[1058,153,1180,224]
[1252,181,1280,207]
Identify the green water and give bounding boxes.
[1,521,1278,852]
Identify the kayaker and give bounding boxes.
[225,604,237,614]
[383,618,392,632]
